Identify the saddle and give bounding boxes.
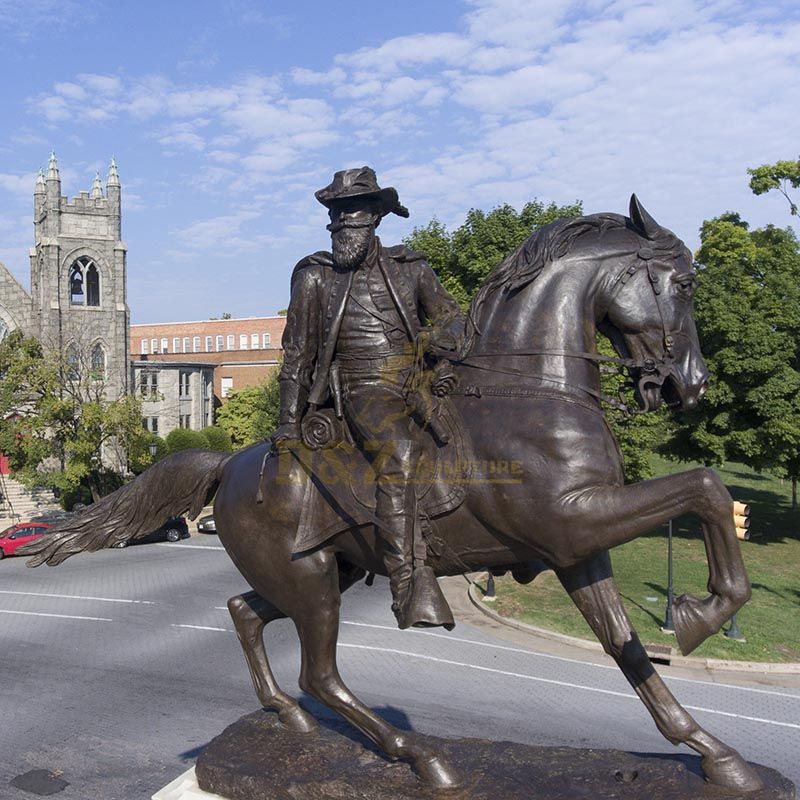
[289,398,473,554]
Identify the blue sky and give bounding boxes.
[0,0,798,323]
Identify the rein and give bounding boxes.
[457,246,684,414]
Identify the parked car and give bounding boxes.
[196,514,216,534]
[113,517,190,548]
[0,521,54,558]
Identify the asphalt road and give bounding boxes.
[1,536,798,799]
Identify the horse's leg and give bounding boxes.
[553,467,749,654]
[292,548,462,790]
[227,590,317,733]
[556,552,762,792]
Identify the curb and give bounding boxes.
[467,579,800,675]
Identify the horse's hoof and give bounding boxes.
[277,705,318,734]
[672,594,715,655]
[702,750,764,793]
[413,755,463,790]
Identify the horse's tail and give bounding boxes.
[19,449,231,567]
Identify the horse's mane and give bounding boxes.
[467,211,682,337]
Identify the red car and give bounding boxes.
[0,521,54,558]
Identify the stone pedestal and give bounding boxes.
[194,710,795,800]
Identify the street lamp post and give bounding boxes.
[148,442,158,459]
[661,519,675,634]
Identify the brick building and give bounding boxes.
[130,315,285,406]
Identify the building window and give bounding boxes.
[262,332,271,348]
[142,416,159,434]
[179,371,191,398]
[182,337,190,353]
[161,338,168,354]
[239,334,248,350]
[140,371,158,400]
[227,335,234,350]
[221,376,233,397]
[205,336,212,352]
[193,336,200,353]
[86,263,100,306]
[65,345,79,380]
[69,264,84,305]
[68,256,100,306]
[141,339,148,355]
[216,335,223,352]
[251,333,259,349]
[173,337,180,353]
[151,338,158,355]
[90,344,105,379]
[179,414,192,429]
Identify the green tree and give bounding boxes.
[216,367,281,447]
[665,213,800,505]
[0,330,148,501]
[748,157,800,216]
[404,199,583,310]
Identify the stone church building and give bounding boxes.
[0,154,216,447]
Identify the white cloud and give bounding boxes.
[0,172,36,197]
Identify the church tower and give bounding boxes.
[30,154,130,398]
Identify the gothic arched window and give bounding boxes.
[68,256,101,307]
[86,263,100,306]
[91,344,106,380]
[65,345,79,380]
[69,264,84,305]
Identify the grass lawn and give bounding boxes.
[491,456,800,663]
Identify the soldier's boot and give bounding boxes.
[375,440,454,631]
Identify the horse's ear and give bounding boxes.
[629,194,661,240]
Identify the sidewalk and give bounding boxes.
[439,574,800,690]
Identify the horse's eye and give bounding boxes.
[676,276,696,295]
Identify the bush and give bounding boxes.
[61,483,92,511]
[165,428,208,453]
[201,425,232,452]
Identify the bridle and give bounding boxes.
[455,245,690,413]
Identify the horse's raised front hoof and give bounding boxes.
[702,750,764,793]
[276,704,318,734]
[412,754,463,790]
[672,594,716,655]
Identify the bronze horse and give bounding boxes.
[22,197,761,793]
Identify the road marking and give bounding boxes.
[170,624,231,632]
[0,609,112,622]
[339,644,800,730]
[340,621,800,700]
[0,589,156,605]
[156,543,225,551]
[341,621,618,667]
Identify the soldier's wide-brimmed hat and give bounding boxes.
[315,166,409,218]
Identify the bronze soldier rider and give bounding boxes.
[272,167,465,629]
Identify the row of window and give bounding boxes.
[65,343,106,380]
[140,332,272,355]
[142,414,202,433]
[140,370,207,400]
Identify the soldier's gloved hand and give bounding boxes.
[270,423,301,450]
[431,361,458,397]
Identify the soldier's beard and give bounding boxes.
[331,224,374,269]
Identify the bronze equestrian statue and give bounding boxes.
[21,186,763,794]
[273,167,464,630]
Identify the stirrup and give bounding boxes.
[394,566,454,631]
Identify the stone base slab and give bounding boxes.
[152,767,225,800]
[194,710,796,800]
